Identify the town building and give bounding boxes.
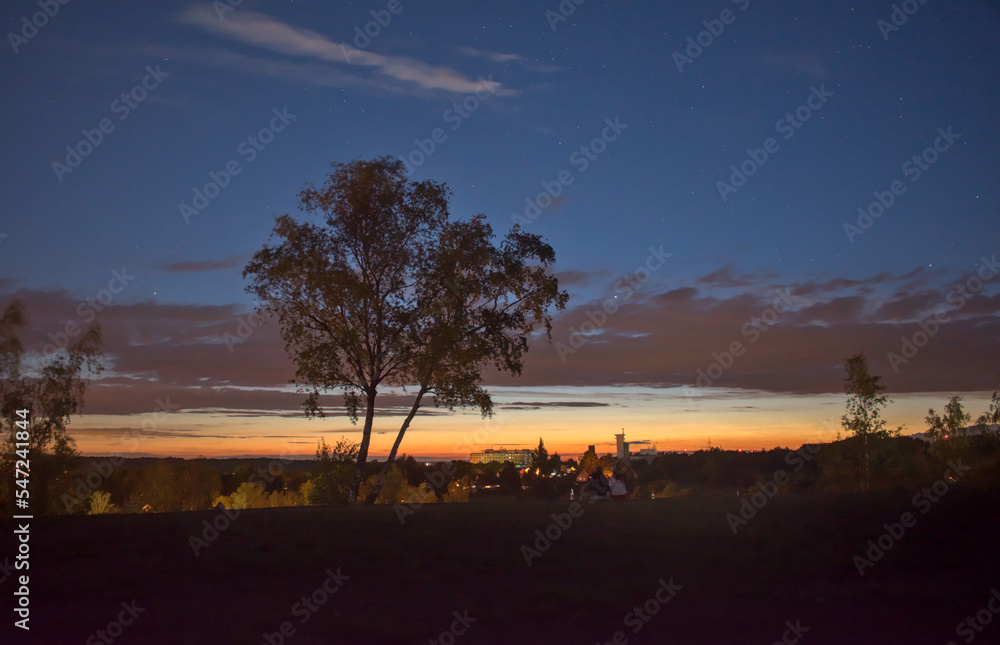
[470,448,533,468]
[615,431,629,462]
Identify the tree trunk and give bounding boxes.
[348,390,378,505]
[364,386,427,504]
[863,431,870,494]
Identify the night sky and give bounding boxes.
[2,0,998,458]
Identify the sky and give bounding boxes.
[1,0,998,459]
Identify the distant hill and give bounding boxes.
[75,454,454,473]
[907,423,999,443]
[78,456,316,474]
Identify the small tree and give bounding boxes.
[926,396,971,441]
[0,300,103,513]
[975,389,1000,434]
[245,157,567,504]
[531,437,549,474]
[88,490,118,515]
[578,447,599,477]
[358,463,410,504]
[301,437,359,505]
[498,462,521,495]
[840,353,896,492]
[315,436,360,469]
[442,476,470,503]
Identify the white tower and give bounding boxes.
[615,430,629,462]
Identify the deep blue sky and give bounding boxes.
[1,1,998,455]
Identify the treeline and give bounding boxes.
[2,372,998,514]
[5,419,999,517]
[635,430,1000,496]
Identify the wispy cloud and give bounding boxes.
[523,264,1000,394]
[503,401,611,410]
[459,46,523,63]
[461,45,561,73]
[141,44,384,94]
[179,7,513,96]
[9,262,996,414]
[554,270,596,288]
[160,254,247,273]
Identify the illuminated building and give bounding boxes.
[470,448,533,468]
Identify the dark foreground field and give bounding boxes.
[4,489,999,644]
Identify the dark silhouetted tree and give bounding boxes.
[302,437,358,505]
[531,437,549,473]
[578,447,599,476]
[244,157,567,504]
[926,396,971,441]
[498,462,521,495]
[841,353,897,492]
[0,300,103,513]
[976,389,1000,433]
[128,460,220,512]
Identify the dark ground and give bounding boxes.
[2,488,999,644]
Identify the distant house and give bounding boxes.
[470,448,533,468]
[629,447,659,464]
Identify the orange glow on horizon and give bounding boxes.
[66,388,992,460]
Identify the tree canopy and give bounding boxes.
[244,157,567,503]
[0,300,103,512]
[841,353,897,492]
[926,396,971,441]
[975,389,1000,431]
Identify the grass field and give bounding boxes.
[5,488,999,644]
